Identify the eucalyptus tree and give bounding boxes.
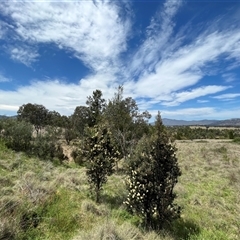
[17,103,49,135]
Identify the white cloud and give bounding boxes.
[120,1,240,104]
[0,26,4,39]
[213,93,240,100]
[8,46,39,66]
[0,73,11,83]
[0,76,119,115]
[151,107,240,120]
[129,0,183,77]
[0,104,18,111]
[0,1,131,72]
[162,85,230,106]
[161,107,215,118]
[197,100,209,103]
[127,25,240,104]
[222,73,237,83]
[0,20,10,39]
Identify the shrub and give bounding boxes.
[228,130,234,139]
[125,112,181,229]
[64,128,77,145]
[31,131,67,162]
[81,125,120,202]
[2,120,32,152]
[71,148,85,166]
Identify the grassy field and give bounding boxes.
[0,139,239,239]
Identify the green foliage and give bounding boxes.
[86,89,106,127]
[71,105,90,136]
[103,86,151,159]
[31,127,67,162]
[228,130,234,139]
[168,126,240,140]
[64,128,77,145]
[47,110,64,127]
[125,112,181,229]
[82,125,120,202]
[17,103,49,135]
[233,136,240,143]
[1,119,32,151]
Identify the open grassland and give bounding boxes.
[189,126,240,130]
[0,139,239,239]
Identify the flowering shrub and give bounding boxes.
[82,125,120,202]
[125,113,181,229]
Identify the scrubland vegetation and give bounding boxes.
[0,87,240,239]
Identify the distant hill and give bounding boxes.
[0,115,8,119]
[208,118,240,127]
[0,115,16,119]
[162,118,240,126]
[162,118,218,126]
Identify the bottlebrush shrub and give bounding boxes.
[124,113,181,229]
[82,125,120,203]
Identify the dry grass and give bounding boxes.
[72,220,172,240]
[189,126,240,130]
[175,140,240,239]
[0,139,239,239]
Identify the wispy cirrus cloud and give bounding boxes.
[222,73,237,82]
[0,20,9,39]
[8,46,39,66]
[124,6,240,108]
[197,100,209,103]
[162,85,230,106]
[156,107,240,120]
[213,93,240,101]
[0,73,11,83]
[129,0,183,77]
[0,1,131,72]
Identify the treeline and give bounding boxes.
[0,86,181,229]
[167,126,240,140]
[0,87,152,159]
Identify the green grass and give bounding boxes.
[0,140,239,239]
[175,140,240,240]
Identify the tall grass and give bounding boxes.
[0,140,239,239]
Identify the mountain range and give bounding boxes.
[162,118,240,126]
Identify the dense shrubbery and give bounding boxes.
[2,120,32,151]
[0,119,67,162]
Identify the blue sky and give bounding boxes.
[0,0,240,120]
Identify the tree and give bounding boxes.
[86,90,106,127]
[104,86,151,159]
[71,106,90,136]
[81,125,120,202]
[64,128,77,145]
[17,103,49,135]
[125,112,181,229]
[47,110,62,127]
